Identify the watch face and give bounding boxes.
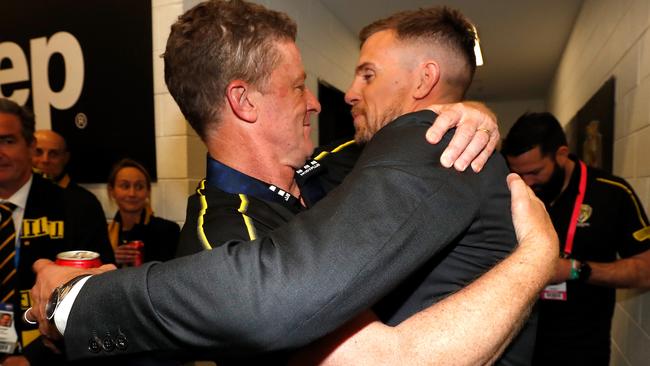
[45,287,61,320]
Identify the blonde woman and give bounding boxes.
[107,158,180,266]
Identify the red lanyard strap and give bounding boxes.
[563,161,587,257]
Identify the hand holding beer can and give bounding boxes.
[129,240,145,267]
[55,250,102,268]
[115,240,144,267]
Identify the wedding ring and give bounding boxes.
[477,128,491,135]
[23,307,37,325]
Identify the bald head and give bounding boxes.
[33,130,70,178]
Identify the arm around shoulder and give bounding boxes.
[61,157,484,359]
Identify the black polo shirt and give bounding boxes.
[175,143,356,364]
[534,157,650,365]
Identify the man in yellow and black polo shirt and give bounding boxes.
[503,112,650,366]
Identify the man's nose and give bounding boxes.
[306,89,321,114]
[344,83,359,106]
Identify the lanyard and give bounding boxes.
[563,161,587,257]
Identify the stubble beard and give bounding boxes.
[353,99,404,143]
[534,162,566,205]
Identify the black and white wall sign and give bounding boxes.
[0,0,156,182]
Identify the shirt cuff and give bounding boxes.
[54,276,92,335]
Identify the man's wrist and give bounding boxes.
[568,259,592,282]
[569,259,580,280]
[53,275,93,335]
[577,261,592,282]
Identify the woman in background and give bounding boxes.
[108,158,180,266]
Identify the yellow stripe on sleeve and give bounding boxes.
[238,194,257,240]
[196,180,212,250]
[596,177,649,241]
[196,181,258,250]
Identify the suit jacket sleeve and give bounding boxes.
[64,112,481,359]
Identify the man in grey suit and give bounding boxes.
[28,0,557,363]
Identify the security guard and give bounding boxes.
[502,112,650,366]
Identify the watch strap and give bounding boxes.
[577,261,592,282]
[46,274,93,321]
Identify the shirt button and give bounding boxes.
[115,334,128,351]
[101,332,115,352]
[88,337,101,353]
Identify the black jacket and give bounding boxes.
[16,174,114,365]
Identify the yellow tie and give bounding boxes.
[0,202,17,304]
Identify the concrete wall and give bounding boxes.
[547,0,650,364]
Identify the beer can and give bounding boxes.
[55,250,102,268]
[128,240,145,267]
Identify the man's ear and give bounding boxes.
[414,61,440,99]
[555,145,570,165]
[226,80,258,123]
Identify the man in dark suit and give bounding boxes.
[0,98,114,366]
[28,1,557,363]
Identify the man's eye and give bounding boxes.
[362,73,374,81]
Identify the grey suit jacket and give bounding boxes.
[64,111,513,360]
